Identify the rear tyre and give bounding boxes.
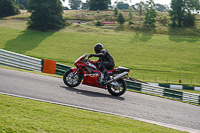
[63,69,82,87]
[107,78,126,96]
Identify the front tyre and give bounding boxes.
[107,78,126,96]
[63,69,82,87]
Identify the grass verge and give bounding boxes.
[0,94,186,133]
[0,21,200,85]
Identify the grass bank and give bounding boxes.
[0,20,200,85]
[0,94,186,133]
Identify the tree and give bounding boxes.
[131,5,136,10]
[69,0,82,10]
[117,13,125,25]
[183,12,195,27]
[27,0,65,31]
[81,0,88,9]
[128,6,134,20]
[144,0,157,27]
[0,0,20,17]
[88,0,111,11]
[114,7,118,17]
[168,0,200,27]
[136,2,145,26]
[18,0,28,9]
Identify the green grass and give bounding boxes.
[0,11,199,133]
[0,94,186,133]
[175,89,200,94]
[0,20,200,85]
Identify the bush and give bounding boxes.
[159,16,170,26]
[96,20,102,26]
[114,7,118,17]
[117,13,125,25]
[129,20,134,25]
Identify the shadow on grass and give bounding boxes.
[132,32,153,42]
[168,28,200,43]
[4,29,55,54]
[169,35,200,43]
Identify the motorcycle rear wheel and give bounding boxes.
[107,78,126,96]
[63,69,82,87]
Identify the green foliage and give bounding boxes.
[128,7,134,20]
[18,0,28,9]
[129,20,134,25]
[69,0,82,10]
[114,7,118,17]
[117,2,129,9]
[27,0,65,31]
[136,2,145,26]
[169,0,200,27]
[0,125,17,133]
[159,15,170,26]
[96,20,102,26]
[144,0,157,27]
[183,13,195,27]
[18,3,25,9]
[0,0,20,17]
[81,1,88,9]
[88,0,111,11]
[117,13,125,25]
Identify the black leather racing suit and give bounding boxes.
[91,49,115,80]
[92,49,115,70]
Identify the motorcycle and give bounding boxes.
[63,53,130,96]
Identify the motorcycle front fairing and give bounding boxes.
[72,53,88,74]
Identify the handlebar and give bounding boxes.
[85,55,92,62]
[85,55,100,64]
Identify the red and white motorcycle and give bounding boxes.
[63,54,130,96]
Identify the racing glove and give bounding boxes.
[88,54,94,58]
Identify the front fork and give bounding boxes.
[70,68,79,79]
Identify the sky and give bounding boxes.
[62,0,171,8]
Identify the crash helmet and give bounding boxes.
[94,43,103,53]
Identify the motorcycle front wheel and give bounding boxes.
[107,78,126,96]
[63,69,82,87]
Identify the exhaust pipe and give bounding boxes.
[106,72,128,84]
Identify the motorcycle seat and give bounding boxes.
[108,66,129,74]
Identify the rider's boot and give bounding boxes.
[103,69,110,82]
[95,62,110,83]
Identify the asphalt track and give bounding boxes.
[0,68,200,133]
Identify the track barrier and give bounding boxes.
[1,49,199,105]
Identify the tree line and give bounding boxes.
[0,0,199,31]
[5,0,168,12]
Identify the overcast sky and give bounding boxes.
[62,0,171,7]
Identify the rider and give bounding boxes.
[88,43,115,82]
